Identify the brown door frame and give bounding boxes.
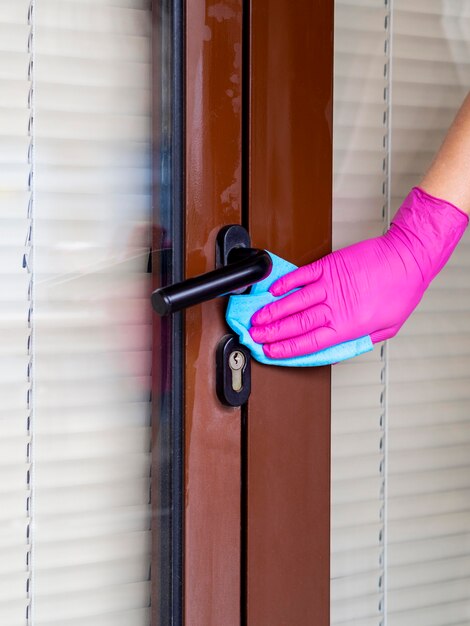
[152,1,334,624]
[247,2,334,624]
[184,1,244,624]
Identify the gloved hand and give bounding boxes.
[249,187,468,359]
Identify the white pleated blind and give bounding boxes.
[331,1,389,624]
[333,0,470,624]
[0,1,153,624]
[387,0,470,623]
[0,2,32,624]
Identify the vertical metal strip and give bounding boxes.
[153,1,185,624]
[26,1,35,623]
[380,0,393,623]
[170,0,185,623]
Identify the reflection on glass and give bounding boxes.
[1,0,181,623]
[32,2,153,624]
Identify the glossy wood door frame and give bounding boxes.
[246,1,334,624]
[184,1,243,624]
[152,0,333,623]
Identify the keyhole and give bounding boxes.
[229,350,245,392]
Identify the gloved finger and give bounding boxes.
[269,261,323,297]
[249,303,330,343]
[262,326,339,359]
[251,281,327,326]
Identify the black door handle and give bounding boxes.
[151,225,272,316]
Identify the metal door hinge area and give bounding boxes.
[216,335,251,407]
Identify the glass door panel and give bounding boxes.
[0,1,183,624]
[32,2,154,624]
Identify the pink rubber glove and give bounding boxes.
[250,187,468,359]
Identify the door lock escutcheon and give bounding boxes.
[216,335,251,407]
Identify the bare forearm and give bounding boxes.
[420,92,470,215]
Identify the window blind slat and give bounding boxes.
[333,359,383,387]
[34,531,150,568]
[36,56,150,89]
[0,52,29,80]
[389,512,470,544]
[35,111,150,141]
[35,427,151,459]
[332,384,384,412]
[393,10,470,40]
[37,2,151,36]
[335,5,388,32]
[388,445,470,476]
[35,28,150,61]
[35,325,151,353]
[332,572,382,604]
[389,554,470,590]
[335,52,387,78]
[334,81,386,106]
[393,33,470,63]
[389,577,470,615]
[35,581,150,623]
[393,0,470,15]
[386,356,470,382]
[35,191,151,221]
[332,617,382,626]
[333,525,383,557]
[387,400,470,427]
[36,456,150,487]
[36,84,150,116]
[388,379,470,406]
[34,479,150,516]
[0,601,30,626]
[0,1,30,23]
[333,407,384,433]
[334,477,383,504]
[388,489,470,520]
[333,500,383,528]
[35,139,150,168]
[0,24,30,52]
[35,507,150,543]
[0,108,29,135]
[331,593,382,624]
[0,435,29,463]
[332,454,383,482]
[40,607,151,626]
[52,0,150,7]
[332,431,383,458]
[35,559,150,595]
[334,102,385,127]
[387,601,470,626]
[35,165,151,194]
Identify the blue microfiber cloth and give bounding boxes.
[226,251,373,366]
